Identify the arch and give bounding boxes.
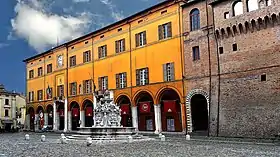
[238,23,244,34]
[247,0,258,12]
[56,102,65,130]
[190,8,200,31]
[185,89,209,134]
[82,99,93,110]
[132,89,154,105]
[115,93,132,105]
[36,105,44,114]
[215,30,220,39]
[251,19,257,31]
[82,99,93,127]
[70,101,80,110]
[221,28,226,38]
[46,104,53,129]
[245,21,250,33]
[116,95,133,127]
[271,14,277,26]
[70,101,80,130]
[257,17,263,29]
[232,0,243,16]
[264,16,270,28]
[226,27,232,37]
[155,86,183,105]
[28,107,35,131]
[232,25,238,35]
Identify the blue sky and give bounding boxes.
[0,0,159,94]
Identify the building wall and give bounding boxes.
[0,94,17,129]
[16,95,26,126]
[212,0,280,137]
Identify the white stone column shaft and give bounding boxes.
[12,98,16,127]
[25,114,30,130]
[154,105,162,134]
[53,102,57,130]
[68,111,72,131]
[57,112,60,130]
[80,110,85,127]
[44,113,48,126]
[131,106,138,131]
[64,99,68,132]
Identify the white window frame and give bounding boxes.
[139,32,145,47]
[85,80,91,94]
[119,73,125,88]
[139,69,147,85]
[101,77,108,90]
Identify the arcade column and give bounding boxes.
[80,110,85,127]
[131,106,138,131]
[68,111,72,131]
[53,102,57,131]
[154,104,162,134]
[64,99,68,132]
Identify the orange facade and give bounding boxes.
[24,0,187,133]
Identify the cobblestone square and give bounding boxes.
[0,133,279,157]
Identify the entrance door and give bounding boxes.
[190,94,208,131]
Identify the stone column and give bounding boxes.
[80,110,85,127]
[131,106,138,131]
[154,104,162,134]
[11,98,16,127]
[25,114,30,130]
[64,99,68,132]
[53,102,57,130]
[68,111,72,131]
[44,113,48,126]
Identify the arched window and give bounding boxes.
[233,1,243,16]
[247,0,258,12]
[190,9,200,31]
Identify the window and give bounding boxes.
[98,77,108,90]
[135,31,147,47]
[70,56,76,67]
[85,41,88,44]
[28,91,34,102]
[5,99,9,105]
[247,0,258,12]
[116,73,127,89]
[83,80,92,94]
[57,85,64,97]
[163,63,175,82]
[47,64,52,73]
[71,46,74,49]
[233,1,243,16]
[158,22,172,40]
[118,28,122,32]
[136,68,149,86]
[224,12,230,19]
[115,39,125,53]
[70,82,77,96]
[190,9,200,31]
[219,47,224,54]
[261,74,266,81]
[46,87,52,99]
[232,43,238,51]
[192,46,200,61]
[100,35,104,39]
[29,70,34,79]
[83,51,91,63]
[5,110,8,117]
[266,0,272,6]
[38,67,43,77]
[37,90,43,101]
[138,20,143,23]
[161,10,167,14]
[98,45,107,59]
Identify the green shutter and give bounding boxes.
[115,41,119,53]
[135,34,139,47]
[158,25,163,40]
[116,74,119,89]
[105,45,107,57]
[145,68,149,84]
[98,47,101,59]
[124,72,127,88]
[98,77,102,90]
[83,81,86,94]
[136,69,140,86]
[122,39,125,52]
[143,31,147,45]
[167,22,172,37]
[170,62,175,81]
[163,64,167,82]
[105,76,108,89]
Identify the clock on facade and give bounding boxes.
[57,55,63,67]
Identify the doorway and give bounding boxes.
[190,94,208,132]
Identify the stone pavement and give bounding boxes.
[0,132,280,157]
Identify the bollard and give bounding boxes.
[159,133,162,138]
[186,134,191,141]
[25,134,30,141]
[60,136,67,144]
[127,136,133,143]
[41,135,46,142]
[86,137,92,146]
[61,133,65,138]
[161,135,165,141]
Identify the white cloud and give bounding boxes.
[10,0,91,52]
[73,0,90,3]
[100,0,124,21]
[0,43,9,48]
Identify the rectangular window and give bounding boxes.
[219,47,224,54]
[47,64,52,73]
[37,90,43,101]
[224,12,230,19]
[57,85,64,97]
[70,82,77,96]
[115,39,125,53]
[116,72,127,89]
[83,50,91,63]
[84,80,92,94]
[192,46,200,61]
[98,45,107,59]
[98,76,108,90]
[158,22,172,40]
[136,68,149,86]
[29,70,34,79]
[46,87,52,99]
[135,31,147,47]
[261,74,267,81]
[163,63,175,82]
[70,56,76,67]
[38,67,43,77]
[232,43,238,51]
[29,91,34,102]
[5,99,9,105]
[5,110,8,117]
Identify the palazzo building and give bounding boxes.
[24,0,187,133]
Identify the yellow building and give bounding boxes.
[24,0,187,133]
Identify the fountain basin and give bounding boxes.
[76,126,136,136]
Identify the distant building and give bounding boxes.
[0,84,26,132]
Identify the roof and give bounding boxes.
[0,84,19,96]
[23,0,177,63]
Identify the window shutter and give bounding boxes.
[170,62,175,81]
[89,51,91,62]
[124,72,127,88]
[98,77,102,90]
[105,45,107,57]
[105,76,108,89]
[116,74,119,89]
[74,83,77,95]
[158,25,163,40]
[145,68,149,84]
[163,64,167,82]
[168,22,172,37]
[90,79,93,93]
[98,47,101,59]
[115,41,119,53]
[135,34,139,47]
[143,31,147,45]
[122,39,125,51]
[83,80,86,94]
[83,52,86,63]
[136,69,140,86]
